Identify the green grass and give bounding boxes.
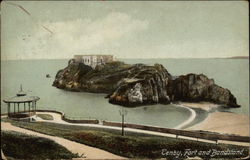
[1,130,79,160]
[36,114,54,120]
[2,118,249,159]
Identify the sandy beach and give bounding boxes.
[187,111,249,137]
[180,102,220,112]
[180,102,249,137]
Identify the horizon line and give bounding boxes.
[1,56,249,61]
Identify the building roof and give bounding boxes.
[3,96,40,103]
[16,90,26,96]
[16,85,26,96]
[3,85,40,103]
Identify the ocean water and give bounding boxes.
[1,58,249,128]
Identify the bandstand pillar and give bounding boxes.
[34,101,36,113]
[31,101,34,113]
[28,102,31,115]
[7,103,10,116]
[18,103,20,113]
[14,103,16,113]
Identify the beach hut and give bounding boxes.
[3,85,40,119]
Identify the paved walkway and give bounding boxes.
[35,112,250,146]
[1,112,249,159]
[1,122,125,159]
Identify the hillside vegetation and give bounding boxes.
[1,130,78,160]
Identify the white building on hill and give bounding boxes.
[73,55,115,68]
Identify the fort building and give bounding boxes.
[73,55,114,68]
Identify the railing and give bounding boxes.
[2,109,99,124]
[62,115,99,124]
[2,110,249,143]
[8,112,35,118]
[35,109,64,115]
[1,111,35,116]
[63,115,97,120]
[35,109,99,124]
[103,121,250,143]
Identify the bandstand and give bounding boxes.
[3,85,40,119]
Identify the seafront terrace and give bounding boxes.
[2,110,249,159]
[1,109,249,146]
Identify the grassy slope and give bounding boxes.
[36,114,54,120]
[2,118,248,159]
[1,130,78,160]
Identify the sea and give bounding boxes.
[1,58,249,128]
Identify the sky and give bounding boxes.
[1,1,249,60]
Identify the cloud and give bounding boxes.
[21,12,148,59]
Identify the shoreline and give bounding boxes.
[187,111,249,137]
[2,112,249,147]
[174,104,197,129]
[174,102,218,129]
[1,102,249,137]
[171,102,217,130]
[179,102,220,112]
[179,102,249,137]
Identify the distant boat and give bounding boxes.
[46,74,51,78]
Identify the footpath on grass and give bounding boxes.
[2,111,249,159]
[9,111,250,146]
[1,122,125,159]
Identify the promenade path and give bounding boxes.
[29,112,250,146]
[1,122,125,159]
[1,111,249,159]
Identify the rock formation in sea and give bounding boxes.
[53,60,240,108]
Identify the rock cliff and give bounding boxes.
[53,60,240,108]
[167,74,239,107]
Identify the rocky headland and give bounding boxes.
[53,60,240,108]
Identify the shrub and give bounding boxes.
[1,131,78,159]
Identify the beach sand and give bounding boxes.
[187,111,249,137]
[180,102,219,111]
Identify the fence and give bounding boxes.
[2,110,249,143]
[2,109,99,124]
[34,109,99,124]
[62,115,99,124]
[103,121,250,143]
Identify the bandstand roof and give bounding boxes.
[3,85,40,103]
[3,96,40,103]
